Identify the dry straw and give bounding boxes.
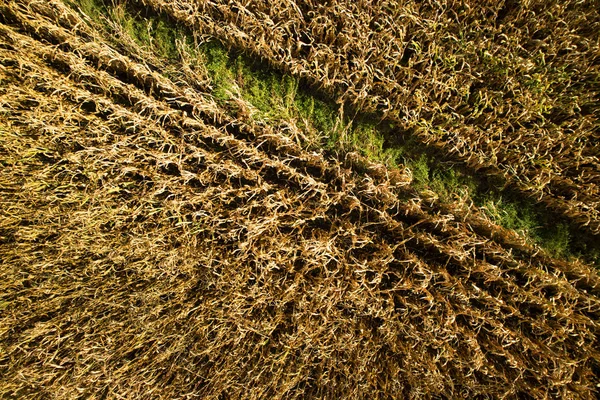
[1,0,599,398]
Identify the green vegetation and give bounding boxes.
[114,9,179,60]
[65,0,105,20]
[67,0,599,267]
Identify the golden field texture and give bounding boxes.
[1,0,599,398]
